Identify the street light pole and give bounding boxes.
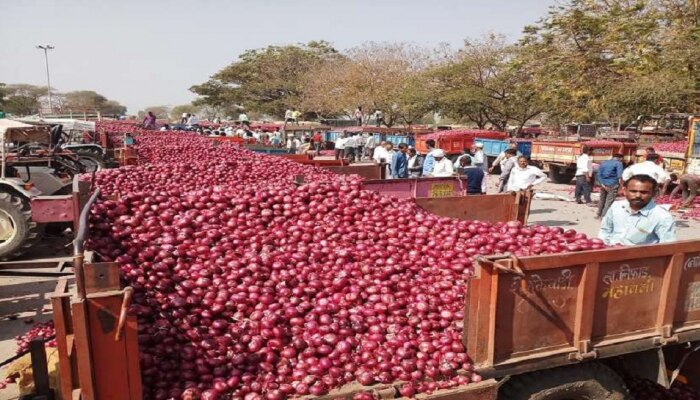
[36,45,54,113]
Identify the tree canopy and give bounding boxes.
[190,0,700,128]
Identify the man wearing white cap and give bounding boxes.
[472,143,487,171]
[430,149,454,177]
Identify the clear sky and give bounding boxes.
[0,0,554,113]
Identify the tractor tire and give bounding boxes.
[499,363,630,400]
[549,165,575,184]
[0,192,43,261]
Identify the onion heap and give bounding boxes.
[13,321,57,354]
[83,127,605,399]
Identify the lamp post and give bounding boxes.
[36,45,55,113]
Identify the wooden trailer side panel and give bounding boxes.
[467,241,700,376]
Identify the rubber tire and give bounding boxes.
[549,165,575,184]
[0,192,43,261]
[499,363,630,400]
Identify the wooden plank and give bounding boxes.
[125,314,143,400]
[510,240,700,271]
[486,263,502,365]
[573,262,599,353]
[83,262,120,294]
[72,301,95,400]
[51,294,74,400]
[656,253,685,336]
[29,338,51,396]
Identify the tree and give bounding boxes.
[302,42,435,126]
[191,41,341,118]
[0,83,7,109]
[3,84,46,116]
[62,90,127,115]
[430,35,546,131]
[138,106,170,120]
[170,104,201,121]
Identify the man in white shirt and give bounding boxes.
[186,114,199,127]
[622,154,669,187]
[335,134,348,160]
[575,147,593,204]
[507,156,547,191]
[373,142,393,178]
[345,134,357,162]
[430,149,455,177]
[472,143,487,171]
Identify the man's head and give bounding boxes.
[508,142,517,150]
[582,147,593,155]
[379,140,386,147]
[408,148,417,157]
[612,153,624,161]
[475,142,484,151]
[505,148,517,158]
[517,156,529,169]
[433,149,445,161]
[460,156,472,167]
[426,139,436,149]
[625,174,657,210]
[646,147,656,155]
[398,143,408,153]
[385,142,394,151]
[646,153,660,164]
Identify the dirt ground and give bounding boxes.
[1,178,699,399]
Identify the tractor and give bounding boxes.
[0,119,89,260]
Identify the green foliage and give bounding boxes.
[3,84,46,116]
[191,41,341,118]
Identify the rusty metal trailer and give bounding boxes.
[468,241,700,397]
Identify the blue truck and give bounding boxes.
[474,138,532,172]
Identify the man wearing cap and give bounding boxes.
[472,143,487,171]
[430,149,454,177]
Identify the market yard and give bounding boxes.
[4,0,700,399]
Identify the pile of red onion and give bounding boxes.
[653,140,688,154]
[83,127,606,399]
[14,321,57,354]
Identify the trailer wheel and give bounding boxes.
[0,192,43,261]
[549,165,575,184]
[499,363,630,400]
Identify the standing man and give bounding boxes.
[374,110,384,127]
[364,134,377,160]
[498,149,518,193]
[622,153,668,186]
[575,147,593,204]
[459,157,486,195]
[284,109,294,128]
[143,111,157,130]
[595,153,624,219]
[354,106,364,126]
[391,143,409,179]
[345,133,357,162]
[239,112,250,127]
[407,148,423,177]
[312,131,323,153]
[292,109,302,125]
[181,112,189,124]
[430,149,455,177]
[472,142,487,172]
[490,141,518,174]
[507,156,547,192]
[335,133,347,160]
[599,174,676,245]
[422,139,437,176]
[355,133,366,161]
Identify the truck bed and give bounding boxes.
[466,240,700,378]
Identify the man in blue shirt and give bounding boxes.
[596,153,624,218]
[598,174,676,246]
[422,139,436,176]
[458,157,486,195]
[391,143,409,179]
